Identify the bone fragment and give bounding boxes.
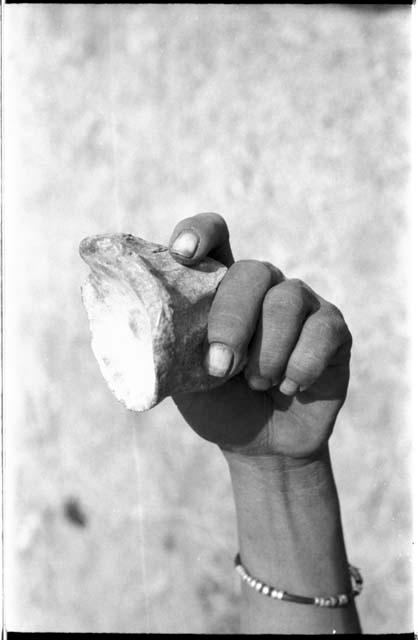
[80,234,227,411]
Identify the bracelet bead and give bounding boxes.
[234,553,363,608]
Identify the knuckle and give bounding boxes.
[319,305,351,344]
[234,258,264,269]
[249,352,283,380]
[262,261,285,282]
[200,211,228,228]
[281,278,306,298]
[175,215,199,230]
[264,279,306,314]
[208,310,248,350]
[286,355,322,386]
[287,277,305,289]
[197,211,230,238]
[232,259,273,282]
[325,302,345,323]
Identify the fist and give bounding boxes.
[169,213,352,460]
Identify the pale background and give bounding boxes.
[4,3,411,634]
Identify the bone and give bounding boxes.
[79,234,227,411]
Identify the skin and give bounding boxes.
[167,213,361,634]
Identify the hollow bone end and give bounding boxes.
[81,273,162,412]
[80,233,227,412]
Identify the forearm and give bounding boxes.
[224,447,361,634]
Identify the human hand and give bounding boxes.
[169,213,352,460]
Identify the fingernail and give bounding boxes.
[247,376,271,391]
[205,343,233,377]
[279,378,299,396]
[171,231,198,258]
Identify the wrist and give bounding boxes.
[222,445,332,489]
[224,445,351,595]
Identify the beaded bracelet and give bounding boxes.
[234,553,363,608]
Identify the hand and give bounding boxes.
[169,213,352,460]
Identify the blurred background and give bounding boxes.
[4,3,411,634]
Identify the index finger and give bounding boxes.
[168,212,234,267]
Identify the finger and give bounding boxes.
[168,212,234,267]
[205,260,281,378]
[280,304,352,395]
[244,279,316,391]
